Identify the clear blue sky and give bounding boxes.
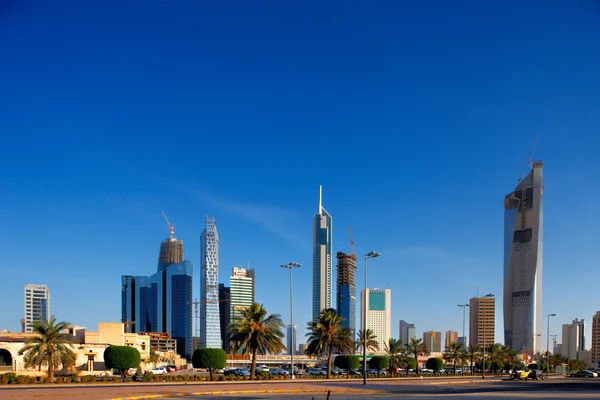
[1,0,599,349]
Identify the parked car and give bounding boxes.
[224,368,250,377]
[149,367,168,375]
[510,369,531,380]
[571,370,597,378]
[270,368,290,376]
[166,365,177,372]
[256,365,270,373]
[309,368,327,376]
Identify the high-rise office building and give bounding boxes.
[230,267,255,322]
[399,320,416,345]
[423,331,442,354]
[122,221,193,359]
[591,312,600,366]
[445,330,459,350]
[287,325,297,355]
[218,284,231,353]
[469,296,496,350]
[503,161,544,354]
[336,252,356,341]
[361,288,391,352]
[561,318,586,360]
[23,284,50,333]
[200,216,221,348]
[313,185,332,322]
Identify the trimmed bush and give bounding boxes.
[426,357,444,372]
[57,377,64,384]
[528,363,540,370]
[70,373,79,383]
[334,355,360,378]
[192,348,227,382]
[369,356,390,374]
[104,346,141,382]
[101,375,108,383]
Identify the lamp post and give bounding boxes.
[546,313,556,377]
[362,251,381,386]
[481,293,494,379]
[281,262,301,379]
[457,304,470,348]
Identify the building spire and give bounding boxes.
[319,185,323,214]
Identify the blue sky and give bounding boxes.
[1,1,599,350]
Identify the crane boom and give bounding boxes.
[162,211,175,239]
[348,225,354,255]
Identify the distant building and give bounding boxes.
[399,320,416,345]
[423,331,442,354]
[445,330,458,350]
[298,343,309,355]
[313,186,333,322]
[23,284,50,333]
[458,337,466,346]
[287,325,297,355]
[336,252,356,341]
[230,267,255,322]
[591,312,600,367]
[561,318,586,360]
[158,236,184,269]
[503,161,544,354]
[218,284,231,352]
[361,288,391,352]
[469,296,496,351]
[200,216,221,349]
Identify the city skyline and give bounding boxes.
[2,1,600,351]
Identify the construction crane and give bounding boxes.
[516,154,527,182]
[162,211,175,239]
[348,226,354,255]
[528,137,539,170]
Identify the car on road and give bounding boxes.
[510,369,531,380]
[224,368,251,377]
[571,370,597,378]
[149,367,168,375]
[166,365,177,372]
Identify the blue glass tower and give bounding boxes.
[313,186,332,322]
[336,252,356,341]
[200,216,222,348]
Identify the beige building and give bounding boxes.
[445,330,458,350]
[469,296,496,350]
[0,322,178,375]
[423,331,442,354]
[591,312,600,367]
[361,288,391,353]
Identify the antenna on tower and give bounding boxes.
[348,225,354,255]
[162,211,175,239]
[528,137,539,170]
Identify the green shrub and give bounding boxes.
[101,375,108,383]
[335,355,360,377]
[70,373,79,383]
[426,357,444,371]
[192,348,227,382]
[528,363,540,370]
[57,377,64,384]
[142,372,153,382]
[217,375,224,381]
[104,346,141,382]
[112,376,119,382]
[369,356,390,373]
[2,373,18,384]
[16,376,26,384]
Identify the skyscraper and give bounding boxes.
[399,320,416,345]
[200,216,221,348]
[313,185,332,322]
[469,296,496,350]
[230,266,255,322]
[218,284,231,353]
[158,212,184,269]
[23,284,50,333]
[423,331,442,354]
[561,318,586,360]
[336,252,356,341]
[503,161,544,354]
[287,325,297,355]
[445,330,459,350]
[591,312,600,367]
[361,288,391,352]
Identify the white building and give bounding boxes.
[23,284,50,333]
[361,288,391,352]
[230,266,255,321]
[287,325,297,355]
[561,318,586,360]
[200,216,221,348]
[399,320,416,346]
[312,185,332,322]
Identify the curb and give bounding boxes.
[110,388,368,400]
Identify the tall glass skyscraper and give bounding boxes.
[503,161,544,354]
[200,216,221,348]
[336,252,356,341]
[313,185,332,322]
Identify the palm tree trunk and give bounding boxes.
[327,346,333,379]
[414,352,419,376]
[48,358,54,381]
[250,347,257,381]
[209,368,214,381]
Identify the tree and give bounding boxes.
[502,345,519,372]
[18,316,77,380]
[443,342,465,373]
[334,355,360,378]
[192,348,226,381]
[384,338,404,376]
[405,338,427,376]
[369,356,390,376]
[306,308,354,379]
[426,357,444,372]
[403,356,417,376]
[569,359,587,371]
[475,359,491,371]
[488,343,506,373]
[104,346,141,382]
[148,346,159,364]
[465,344,481,374]
[228,303,286,381]
[356,329,380,354]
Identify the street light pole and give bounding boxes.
[457,304,470,348]
[546,313,556,377]
[481,293,494,380]
[281,262,301,380]
[362,251,381,386]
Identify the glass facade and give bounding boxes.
[338,285,356,341]
[218,284,231,353]
[313,186,332,322]
[24,284,50,333]
[230,267,255,322]
[167,262,193,359]
[200,216,222,348]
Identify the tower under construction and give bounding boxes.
[336,251,356,341]
[158,211,183,268]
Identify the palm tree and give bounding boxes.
[488,343,505,373]
[356,329,380,354]
[502,345,519,373]
[18,316,76,380]
[306,308,354,379]
[384,338,403,376]
[405,338,427,376]
[443,342,465,373]
[465,343,481,374]
[228,303,286,380]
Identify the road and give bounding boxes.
[0,376,598,400]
